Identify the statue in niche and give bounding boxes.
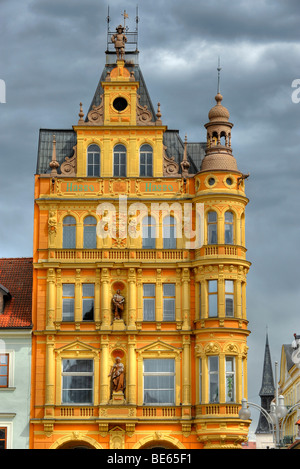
[108,357,126,397]
[112,289,125,320]
[111,24,127,60]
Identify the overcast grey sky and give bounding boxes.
[1,0,300,437]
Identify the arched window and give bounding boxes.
[63,216,76,249]
[140,144,153,177]
[83,216,97,249]
[163,215,176,249]
[87,145,100,177]
[207,211,217,244]
[113,144,126,177]
[224,211,234,244]
[142,215,156,249]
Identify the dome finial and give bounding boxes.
[217,56,222,95]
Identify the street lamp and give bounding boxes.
[239,361,292,448]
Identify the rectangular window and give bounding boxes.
[143,284,155,321]
[207,211,217,244]
[62,284,75,321]
[143,359,175,404]
[163,284,175,321]
[225,357,235,403]
[142,217,156,249]
[208,280,218,317]
[0,428,6,449]
[199,358,202,403]
[114,153,126,177]
[140,153,153,177]
[61,359,93,404]
[82,284,94,321]
[241,282,245,317]
[163,217,176,249]
[208,356,219,403]
[198,282,202,319]
[63,217,76,249]
[0,354,9,388]
[225,280,234,317]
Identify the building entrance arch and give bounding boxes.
[133,435,186,450]
[50,435,103,450]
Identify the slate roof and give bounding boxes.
[36,129,76,175]
[163,130,205,175]
[0,258,33,328]
[36,56,206,176]
[282,344,295,372]
[259,334,275,397]
[255,334,275,434]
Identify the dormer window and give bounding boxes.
[0,285,10,314]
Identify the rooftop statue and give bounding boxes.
[111,24,127,60]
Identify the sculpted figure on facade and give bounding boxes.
[112,289,125,320]
[108,357,126,397]
[111,25,127,60]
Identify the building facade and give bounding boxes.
[0,258,32,449]
[278,336,300,445]
[30,22,251,449]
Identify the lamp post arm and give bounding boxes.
[246,401,275,442]
[280,402,300,442]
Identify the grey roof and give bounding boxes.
[282,344,295,372]
[36,54,206,176]
[163,130,205,175]
[36,129,76,174]
[0,284,10,295]
[259,334,275,397]
[255,334,275,434]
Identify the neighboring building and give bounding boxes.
[0,257,33,449]
[30,19,251,449]
[255,333,275,449]
[278,336,300,446]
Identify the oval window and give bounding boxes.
[113,97,128,112]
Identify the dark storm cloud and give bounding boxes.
[0,0,300,437]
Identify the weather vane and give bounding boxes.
[122,10,129,30]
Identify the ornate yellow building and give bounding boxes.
[30,21,251,449]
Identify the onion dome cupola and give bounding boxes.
[201,62,239,172]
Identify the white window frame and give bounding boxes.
[208,356,219,403]
[208,280,218,317]
[163,283,175,321]
[0,349,15,389]
[62,284,75,322]
[87,144,100,177]
[82,284,95,321]
[143,284,155,321]
[225,280,234,317]
[61,359,94,405]
[225,356,236,403]
[0,421,13,449]
[143,358,175,405]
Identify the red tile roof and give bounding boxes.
[0,258,33,328]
